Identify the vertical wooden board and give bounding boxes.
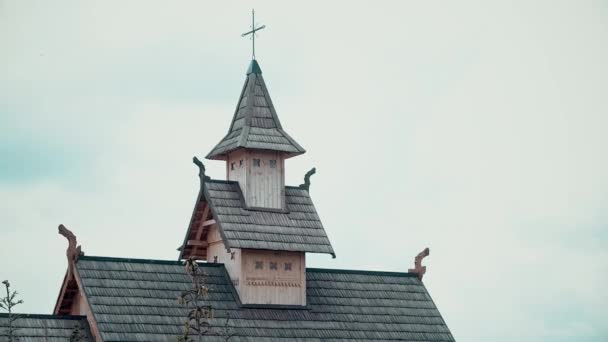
[301,252,306,305]
[280,154,286,208]
[245,150,284,209]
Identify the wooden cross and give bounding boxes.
[241,9,266,60]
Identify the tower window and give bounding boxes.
[239,159,243,167]
[269,159,277,168]
[231,162,235,170]
[284,262,292,271]
[253,159,261,167]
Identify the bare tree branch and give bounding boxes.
[1,280,24,342]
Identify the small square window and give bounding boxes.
[255,261,263,270]
[270,262,278,270]
[284,262,292,271]
[253,159,261,167]
[269,160,277,168]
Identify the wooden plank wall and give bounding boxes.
[247,151,285,209]
[227,150,285,210]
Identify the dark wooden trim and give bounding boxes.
[0,313,86,320]
[306,267,419,278]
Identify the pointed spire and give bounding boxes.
[247,59,262,75]
[206,60,305,160]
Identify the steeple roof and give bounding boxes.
[206,60,306,160]
[179,179,336,259]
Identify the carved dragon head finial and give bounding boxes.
[193,156,211,183]
[408,247,430,281]
[58,224,83,279]
[299,167,316,191]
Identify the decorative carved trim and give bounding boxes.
[193,156,211,184]
[299,167,316,191]
[408,247,430,281]
[246,280,301,287]
[58,224,84,279]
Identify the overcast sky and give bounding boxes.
[1,1,607,341]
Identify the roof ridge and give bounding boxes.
[306,267,419,278]
[257,72,283,130]
[78,255,225,267]
[237,72,255,146]
[78,257,412,278]
[226,72,250,134]
[205,178,239,185]
[0,313,87,320]
[206,178,305,190]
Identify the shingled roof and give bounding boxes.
[0,314,93,341]
[75,256,454,341]
[206,60,306,160]
[181,179,335,258]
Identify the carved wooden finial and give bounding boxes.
[408,247,430,281]
[299,167,316,191]
[193,156,211,183]
[58,224,83,278]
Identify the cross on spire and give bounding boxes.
[241,9,266,60]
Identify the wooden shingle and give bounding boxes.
[0,314,93,341]
[202,180,335,256]
[206,60,305,160]
[75,256,455,342]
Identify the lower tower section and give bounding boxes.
[207,225,306,306]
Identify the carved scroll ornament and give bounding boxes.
[193,156,211,181]
[299,167,316,191]
[58,224,83,278]
[408,247,430,281]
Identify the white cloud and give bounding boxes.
[1,1,607,341]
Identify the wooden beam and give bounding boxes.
[187,240,209,247]
[195,205,210,240]
[202,219,216,227]
[191,204,210,257]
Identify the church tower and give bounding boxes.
[179,59,334,306]
[206,60,305,210]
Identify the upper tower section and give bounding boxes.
[181,55,334,305]
[206,60,305,160]
[207,60,305,209]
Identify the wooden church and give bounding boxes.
[0,57,455,341]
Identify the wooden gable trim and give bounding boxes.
[178,184,206,260]
[180,200,215,261]
[201,183,234,254]
[73,266,103,342]
[54,224,84,316]
[190,203,210,257]
[53,271,78,316]
[53,265,103,342]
